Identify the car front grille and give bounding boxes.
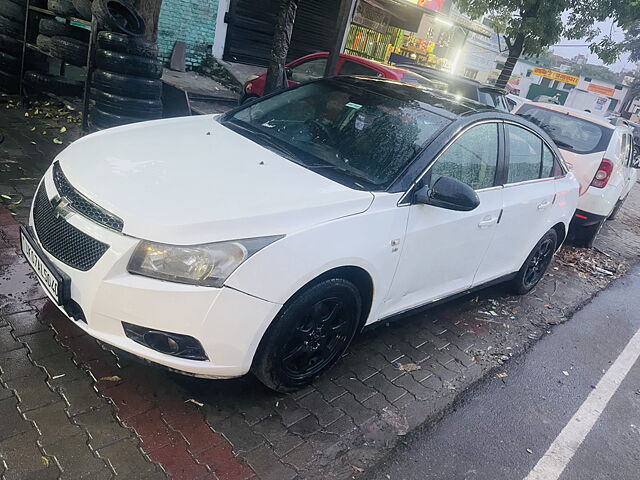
[33,184,109,271]
[52,162,124,232]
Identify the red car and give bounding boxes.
[241,52,437,103]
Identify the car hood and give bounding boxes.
[55,116,374,244]
[559,149,605,196]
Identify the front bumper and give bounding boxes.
[27,174,281,378]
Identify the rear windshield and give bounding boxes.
[399,71,448,91]
[517,104,613,154]
[223,80,451,189]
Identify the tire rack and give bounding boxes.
[18,0,98,132]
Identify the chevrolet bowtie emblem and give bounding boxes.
[52,196,74,220]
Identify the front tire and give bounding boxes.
[252,278,362,392]
[509,229,558,295]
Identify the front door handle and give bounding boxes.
[478,217,498,228]
[537,200,552,211]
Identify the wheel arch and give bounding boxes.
[551,222,566,250]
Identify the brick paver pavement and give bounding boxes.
[2,96,640,479]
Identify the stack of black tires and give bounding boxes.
[90,0,163,130]
[0,0,27,93]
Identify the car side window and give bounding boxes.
[429,123,499,190]
[507,124,546,183]
[289,58,327,83]
[338,61,381,77]
[541,144,556,178]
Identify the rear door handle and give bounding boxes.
[537,200,552,211]
[478,216,498,228]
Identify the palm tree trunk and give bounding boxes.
[265,0,300,94]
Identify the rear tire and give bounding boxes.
[509,229,558,295]
[607,198,624,221]
[23,70,84,97]
[571,220,604,249]
[252,278,362,392]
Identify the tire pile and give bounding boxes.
[90,0,163,130]
[0,0,28,93]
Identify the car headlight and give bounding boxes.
[127,236,283,287]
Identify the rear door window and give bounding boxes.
[289,58,327,83]
[507,124,551,183]
[338,61,382,77]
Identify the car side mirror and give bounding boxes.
[413,176,480,211]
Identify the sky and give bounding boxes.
[551,19,633,73]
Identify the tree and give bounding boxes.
[565,64,619,84]
[264,0,300,94]
[131,0,163,42]
[456,0,567,89]
[456,0,640,89]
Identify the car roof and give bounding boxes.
[396,64,506,92]
[522,102,616,129]
[293,51,408,75]
[325,76,496,118]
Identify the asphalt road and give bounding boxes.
[367,266,640,480]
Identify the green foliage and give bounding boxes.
[565,63,620,84]
[456,0,640,65]
[455,0,566,56]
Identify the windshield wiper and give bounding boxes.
[229,121,300,160]
[552,139,574,149]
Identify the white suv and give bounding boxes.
[516,103,639,247]
[21,78,579,391]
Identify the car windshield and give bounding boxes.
[517,104,613,154]
[223,79,451,189]
[478,89,508,111]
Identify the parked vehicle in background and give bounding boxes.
[240,52,441,103]
[506,94,530,112]
[516,102,640,247]
[397,64,510,111]
[22,77,578,392]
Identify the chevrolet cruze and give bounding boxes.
[21,77,579,391]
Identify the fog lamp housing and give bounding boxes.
[122,322,208,361]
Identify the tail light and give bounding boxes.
[590,158,614,188]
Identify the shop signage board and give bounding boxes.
[587,83,616,97]
[404,0,448,13]
[532,67,579,85]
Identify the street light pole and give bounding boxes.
[324,0,356,77]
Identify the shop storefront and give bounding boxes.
[344,0,489,73]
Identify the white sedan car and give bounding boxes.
[21,77,579,391]
[516,103,639,247]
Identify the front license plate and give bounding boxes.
[20,226,68,304]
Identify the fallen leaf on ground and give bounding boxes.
[185,398,204,407]
[53,138,63,144]
[562,371,569,376]
[51,374,65,380]
[30,127,36,131]
[352,465,364,473]
[100,375,121,382]
[496,372,509,378]
[60,126,67,133]
[41,456,49,467]
[526,448,533,454]
[398,363,421,372]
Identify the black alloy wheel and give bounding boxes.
[252,278,362,392]
[510,229,558,295]
[281,297,354,380]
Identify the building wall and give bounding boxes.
[157,0,219,67]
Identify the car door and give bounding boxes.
[381,122,504,317]
[476,123,559,281]
[620,132,635,199]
